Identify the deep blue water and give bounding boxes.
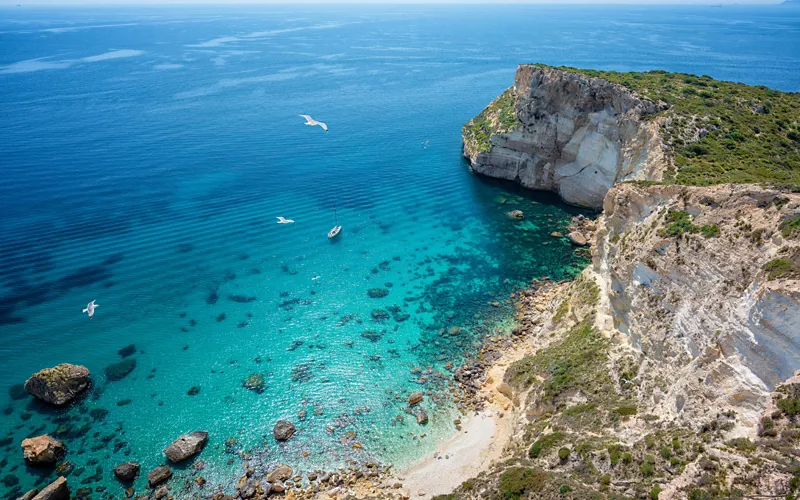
[0,4,798,498]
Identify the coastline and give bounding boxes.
[393,326,540,499]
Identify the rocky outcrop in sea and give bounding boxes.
[24,364,90,405]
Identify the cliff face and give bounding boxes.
[594,184,800,427]
[463,66,670,209]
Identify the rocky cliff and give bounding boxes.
[462,65,670,209]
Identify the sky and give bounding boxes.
[0,0,788,5]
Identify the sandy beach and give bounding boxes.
[395,340,532,499]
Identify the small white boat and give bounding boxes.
[328,202,342,239]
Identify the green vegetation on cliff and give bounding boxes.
[542,64,800,188]
[462,88,519,154]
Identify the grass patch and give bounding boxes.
[535,65,800,188]
[499,467,548,500]
[660,210,720,238]
[780,215,800,239]
[529,431,565,458]
[763,253,800,280]
[505,320,611,402]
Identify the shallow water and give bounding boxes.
[0,4,798,498]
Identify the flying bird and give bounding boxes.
[276,217,295,224]
[299,115,328,132]
[82,300,98,319]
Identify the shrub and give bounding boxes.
[622,452,633,464]
[529,432,564,458]
[763,257,798,280]
[559,485,572,495]
[660,445,672,460]
[558,447,571,461]
[650,485,662,499]
[780,216,800,239]
[499,467,547,500]
[640,455,656,476]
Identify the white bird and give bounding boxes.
[82,300,98,319]
[312,276,321,281]
[276,217,295,224]
[299,115,328,132]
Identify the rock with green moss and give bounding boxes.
[24,364,91,405]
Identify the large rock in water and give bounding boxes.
[265,464,293,483]
[147,465,172,487]
[30,477,69,500]
[163,431,208,463]
[113,462,140,482]
[462,65,669,209]
[21,435,66,465]
[24,364,90,405]
[273,420,296,441]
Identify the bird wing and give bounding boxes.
[319,122,328,131]
[82,308,88,313]
[299,115,313,123]
[277,217,285,222]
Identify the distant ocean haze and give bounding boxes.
[0,3,798,496]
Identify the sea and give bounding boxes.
[1,4,799,498]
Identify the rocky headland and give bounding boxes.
[434,65,800,499]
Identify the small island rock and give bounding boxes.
[24,364,90,406]
[21,435,66,465]
[273,421,296,441]
[147,465,172,487]
[163,431,208,463]
[113,462,140,482]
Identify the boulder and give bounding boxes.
[407,392,423,406]
[24,364,90,405]
[147,465,172,487]
[273,421,295,441]
[17,490,38,500]
[31,477,68,500]
[243,373,265,393]
[266,464,293,483]
[113,462,140,482]
[21,435,66,465]
[497,382,513,400]
[163,431,208,463]
[508,210,525,220]
[416,410,429,425]
[568,231,589,247]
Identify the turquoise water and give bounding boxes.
[1,4,799,498]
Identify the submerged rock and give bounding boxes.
[273,421,296,441]
[21,435,66,465]
[113,462,140,482]
[147,465,172,487]
[367,288,389,298]
[31,476,69,500]
[117,344,136,358]
[408,392,423,406]
[163,431,208,463]
[508,210,525,220]
[24,364,90,405]
[243,373,265,393]
[9,384,27,401]
[415,410,429,425]
[105,359,136,382]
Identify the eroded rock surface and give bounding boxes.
[463,65,668,209]
[164,431,208,463]
[24,364,90,405]
[21,435,66,465]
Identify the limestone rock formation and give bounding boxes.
[21,435,66,465]
[463,65,668,209]
[24,364,90,405]
[113,462,140,482]
[163,431,208,463]
[273,420,295,441]
[30,477,68,500]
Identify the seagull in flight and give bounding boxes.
[82,300,98,319]
[299,115,328,132]
[276,217,295,224]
